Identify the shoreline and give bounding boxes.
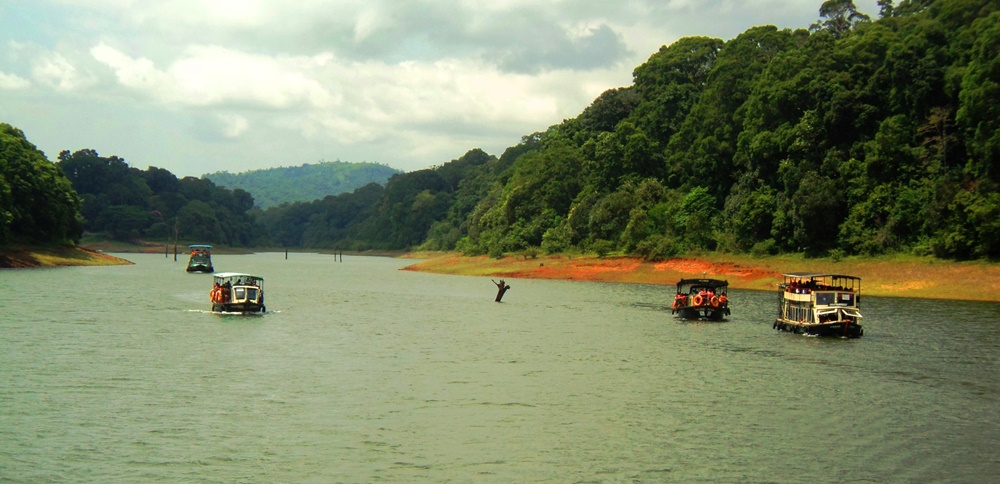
[400,252,1000,302]
[0,245,133,268]
[4,245,997,303]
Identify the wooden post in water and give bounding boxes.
[492,279,510,302]
[165,245,168,258]
[172,221,179,262]
[285,248,288,260]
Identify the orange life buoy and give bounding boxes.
[710,296,719,307]
[692,295,704,306]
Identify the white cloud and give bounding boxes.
[0,71,30,90]
[91,42,335,109]
[30,52,94,91]
[217,113,249,138]
[90,43,163,90]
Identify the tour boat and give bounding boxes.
[774,273,863,337]
[671,278,731,321]
[186,244,214,273]
[210,272,265,314]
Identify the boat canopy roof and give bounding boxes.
[214,272,263,281]
[782,273,861,280]
[189,244,212,249]
[677,278,729,288]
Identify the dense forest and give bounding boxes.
[205,161,400,209]
[2,0,997,261]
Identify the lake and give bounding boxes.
[1,252,998,482]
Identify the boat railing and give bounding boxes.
[782,291,813,303]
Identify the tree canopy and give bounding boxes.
[0,123,83,245]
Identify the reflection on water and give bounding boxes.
[1,253,998,482]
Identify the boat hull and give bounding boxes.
[673,305,730,321]
[187,264,214,273]
[212,302,265,314]
[773,318,863,338]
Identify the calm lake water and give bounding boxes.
[1,252,998,482]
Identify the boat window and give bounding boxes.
[815,292,835,305]
[246,288,258,301]
[838,292,854,305]
[234,287,246,300]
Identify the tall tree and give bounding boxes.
[811,0,872,37]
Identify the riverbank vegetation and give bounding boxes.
[2,1,997,274]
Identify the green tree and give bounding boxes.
[0,124,83,245]
[811,0,872,37]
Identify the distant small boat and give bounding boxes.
[210,272,265,314]
[186,244,214,273]
[774,273,863,338]
[671,278,731,321]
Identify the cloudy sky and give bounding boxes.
[0,0,880,177]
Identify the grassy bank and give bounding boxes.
[401,252,1000,302]
[0,245,133,268]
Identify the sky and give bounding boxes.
[0,0,880,177]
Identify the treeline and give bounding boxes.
[56,149,265,246]
[3,0,997,260]
[205,161,401,209]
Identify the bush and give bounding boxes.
[455,236,484,256]
[634,235,680,261]
[750,238,778,257]
[541,223,572,254]
[589,239,615,258]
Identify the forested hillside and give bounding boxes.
[204,161,400,209]
[261,0,999,260]
[3,0,997,261]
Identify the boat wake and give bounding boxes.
[185,309,278,315]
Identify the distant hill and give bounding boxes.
[204,161,402,209]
